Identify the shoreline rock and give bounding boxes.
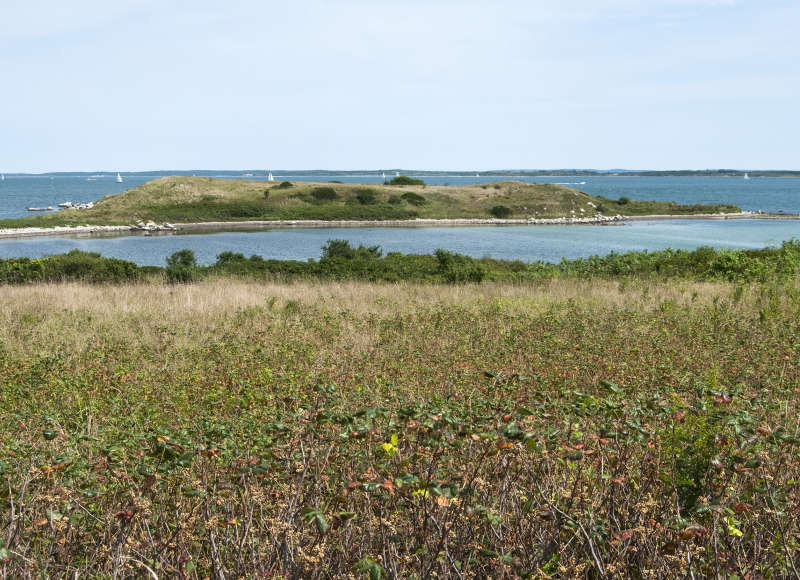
[0,211,792,240]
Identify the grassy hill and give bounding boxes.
[0,176,741,228]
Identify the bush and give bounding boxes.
[310,187,339,202]
[435,249,486,283]
[387,195,403,205]
[355,188,378,205]
[388,175,425,186]
[663,411,724,510]
[263,190,270,199]
[489,205,513,218]
[321,239,382,260]
[0,250,141,284]
[618,196,630,205]
[166,249,198,283]
[400,192,427,206]
[276,181,294,189]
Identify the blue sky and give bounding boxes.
[1,0,798,172]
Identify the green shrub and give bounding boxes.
[489,205,513,219]
[276,181,294,189]
[310,187,339,202]
[387,195,403,205]
[435,249,486,283]
[663,411,723,510]
[389,176,425,186]
[618,196,630,205]
[166,249,198,283]
[0,250,140,284]
[355,188,378,205]
[321,239,382,260]
[400,192,427,206]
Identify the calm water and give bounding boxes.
[1,172,799,264]
[1,220,798,266]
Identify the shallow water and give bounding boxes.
[1,219,798,266]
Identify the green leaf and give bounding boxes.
[301,507,329,534]
[600,380,624,394]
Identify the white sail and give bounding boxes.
[116,172,123,183]
[1,174,5,181]
[395,171,400,177]
[267,172,275,181]
[743,172,750,180]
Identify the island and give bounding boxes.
[0,176,745,237]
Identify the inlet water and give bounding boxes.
[1,220,798,266]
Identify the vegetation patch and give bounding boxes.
[400,192,427,206]
[309,186,339,202]
[388,175,425,186]
[488,204,513,218]
[2,239,798,286]
[0,269,798,577]
[354,188,378,205]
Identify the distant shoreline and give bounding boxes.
[5,170,800,178]
[1,212,797,240]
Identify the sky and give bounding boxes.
[0,0,798,172]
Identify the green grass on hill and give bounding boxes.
[0,176,741,228]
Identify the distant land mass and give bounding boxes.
[0,176,743,230]
[5,169,800,178]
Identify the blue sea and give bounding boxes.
[1,172,799,265]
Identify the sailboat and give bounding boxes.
[381,172,386,180]
[395,171,400,177]
[116,172,123,183]
[1,174,4,181]
[476,172,480,178]
[743,172,750,180]
[267,171,275,181]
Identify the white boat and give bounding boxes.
[267,171,275,181]
[1,174,4,181]
[743,172,750,180]
[395,171,400,177]
[476,172,480,177]
[116,172,123,183]
[381,172,386,180]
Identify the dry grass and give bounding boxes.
[1,278,742,356]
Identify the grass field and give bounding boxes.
[0,177,742,228]
[1,277,798,577]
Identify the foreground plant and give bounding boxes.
[0,278,798,577]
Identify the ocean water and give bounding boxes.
[1,173,799,265]
[1,220,798,266]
